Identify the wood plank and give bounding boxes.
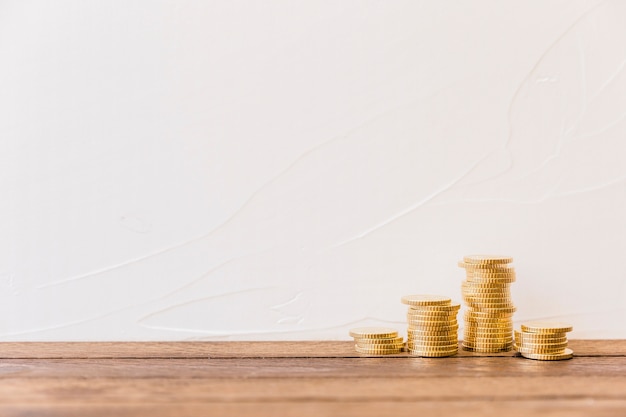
[0,340,623,358]
[0,357,624,378]
[0,375,624,403]
[1,399,625,417]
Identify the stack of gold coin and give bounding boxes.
[349,327,404,355]
[401,295,459,357]
[515,321,574,360]
[459,255,516,352]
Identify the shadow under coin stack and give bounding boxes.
[459,255,516,352]
[401,295,459,357]
[349,327,404,355]
[515,321,574,360]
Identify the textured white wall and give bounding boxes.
[1,0,625,341]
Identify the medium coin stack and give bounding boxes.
[459,255,516,352]
[515,321,574,360]
[401,295,459,357]
[349,327,404,355]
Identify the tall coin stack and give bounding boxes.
[515,321,574,360]
[401,295,459,357]
[349,327,404,355]
[459,255,516,352]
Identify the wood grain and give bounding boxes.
[0,339,623,358]
[0,341,624,417]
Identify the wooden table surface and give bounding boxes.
[0,340,624,416]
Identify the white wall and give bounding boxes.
[1,0,625,341]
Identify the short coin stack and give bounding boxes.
[459,255,516,352]
[515,321,574,360]
[401,295,459,357]
[349,327,404,355]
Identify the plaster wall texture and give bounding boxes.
[1,0,625,340]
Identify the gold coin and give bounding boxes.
[520,321,573,334]
[407,333,457,339]
[464,334,513,341]
[466,276,516,284]
[354,336,404,344]
[515,344,569,354]
[514,331,567,342]
[520,348,573,361]
[463,330,512,336]
[466,270,516,278]
[462,280,512,287]
[472,306,516,314]
[408,349,458,357]
[462,287,511,295]
[462,290,512,298]
[407,308,458,316]
[465,323,513,330]
[462,345,513,353]
[465,300,515,308]
[349,327,398,339]
[407,337,459,346]
[462,255,513,265]
[408,303,461,312]
[407,343,458,351]
[463,344,513,351]
[464,327,513,333]
[357,342,405,350]
[408,322,459,331]
[408,329,458,337]
[464,307,513,321]
[407,317,458,324]
[354,345,402,354]
[406,311,457,321]
[459,262,515,271]
[401,294,452,306]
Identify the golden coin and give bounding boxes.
[401,294,452,306]
[356,342,405,350]
[514,332,567,342]
[407,345,458,352]
[408,349,457,357]
[407,333,457,339]
[464,307,513,321]
[472,306,517,314]
[462,345,513,353]
[407,316,458,324]
[354,345,402,354]
[462,280,512,287]
[462,286,511,294]
[515,344,569,354]
[462,290,512,298]
[354,336,404,344]
[463,255,513,265]
[520,321,573,334]
[464,331,511,337]
[408,330,458,337]
[464,328,513,335]
[406,311,457,321]
[466,342,513,348]
[459,262,515,271]
[465,300,515,308]
[464,334,513,341]
[520,348,573,361]
[466,270,516,278]
[407,308,458,315]
[408,322,459,331]
[407,337,459,346]
[464,335,513,342]
[466,276,516,284]
[408,303,461,312]
[349,327,398,339]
